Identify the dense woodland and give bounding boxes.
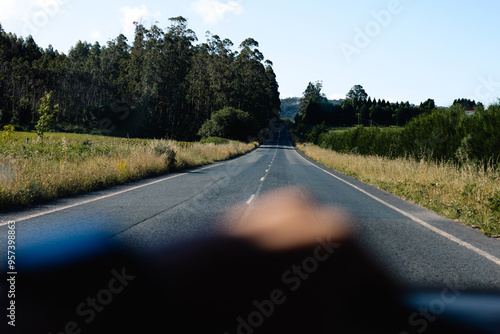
[0,17,280,140]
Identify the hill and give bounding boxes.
[281,97,344,121]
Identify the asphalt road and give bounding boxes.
[1,123,500,291]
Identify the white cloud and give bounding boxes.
[190,0,243,25]
[119,5,161,36]
[0,0,66,21]
[0,0,71,36]
[329,93,346,100]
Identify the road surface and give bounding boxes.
[1,123,500,290]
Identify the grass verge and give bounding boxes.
[298,143,500,237]
[0,132,257,211]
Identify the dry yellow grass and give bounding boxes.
[298,143,500,237]
[0,132,256,211]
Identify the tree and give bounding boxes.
[163,17,198,138]
[36,91,58,142]
[395,105,422,126]
[340,101,356,126]
[453,98,477,111]
[198,107,257,141]
[298,81,326,118]
[233,38,276,128]
[345,85,368,110]
[420,98,436,112]
[370,105,393,125]
[265,62,281,119]
[238,38,264,62]
[359,104,370,125]
[0,20,279,141]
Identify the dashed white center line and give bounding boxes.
[246,128,281,206]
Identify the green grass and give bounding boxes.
[0,131,257,212]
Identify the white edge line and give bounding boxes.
[1,152,255,226]
[294,148,500,267]
[246,194,256,205]
[1,173,183,225]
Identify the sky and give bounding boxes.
[1,0,500,107]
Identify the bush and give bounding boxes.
[198,107,258,142]
[149,140,177,169]
[317,105,500,166]
[400,106,465,160]
[318,126,403,156]
[458,106,500,164]
[1,125,15,141]
[306,122,327,144]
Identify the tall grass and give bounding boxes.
[298,144,500,237]
[0,132,256,211]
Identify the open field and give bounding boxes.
[298,143,500,237]
[0,132,256,211]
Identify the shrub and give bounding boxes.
[400,106,465,160]
[149,140,177,169]
[198,107,258,142]
[317,104,500,166]
[35,91,59,143]
[306,122,327,144]
[1,125,15,141]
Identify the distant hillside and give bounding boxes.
[280,97,300,120]
[329,99,344,105]
[280,97,344,121]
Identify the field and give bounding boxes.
[0,131,256,211]
[298,143,500,237]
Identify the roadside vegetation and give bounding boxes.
[0,131,256,211]
[0,18,280,141]
[315,105,500,165]
[292,82,500,237]
[298,144,500,237]
[0,19,278,212]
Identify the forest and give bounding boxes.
[0,17,281,141]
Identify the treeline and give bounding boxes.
[0,17,280,140]
[317,105,500,165]
[295,82,484,129]
[295,81,499,165]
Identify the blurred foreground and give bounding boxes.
[1,188,499,333]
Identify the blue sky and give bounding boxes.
[1,0,500,107]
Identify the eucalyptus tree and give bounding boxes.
[345,84,368,110]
